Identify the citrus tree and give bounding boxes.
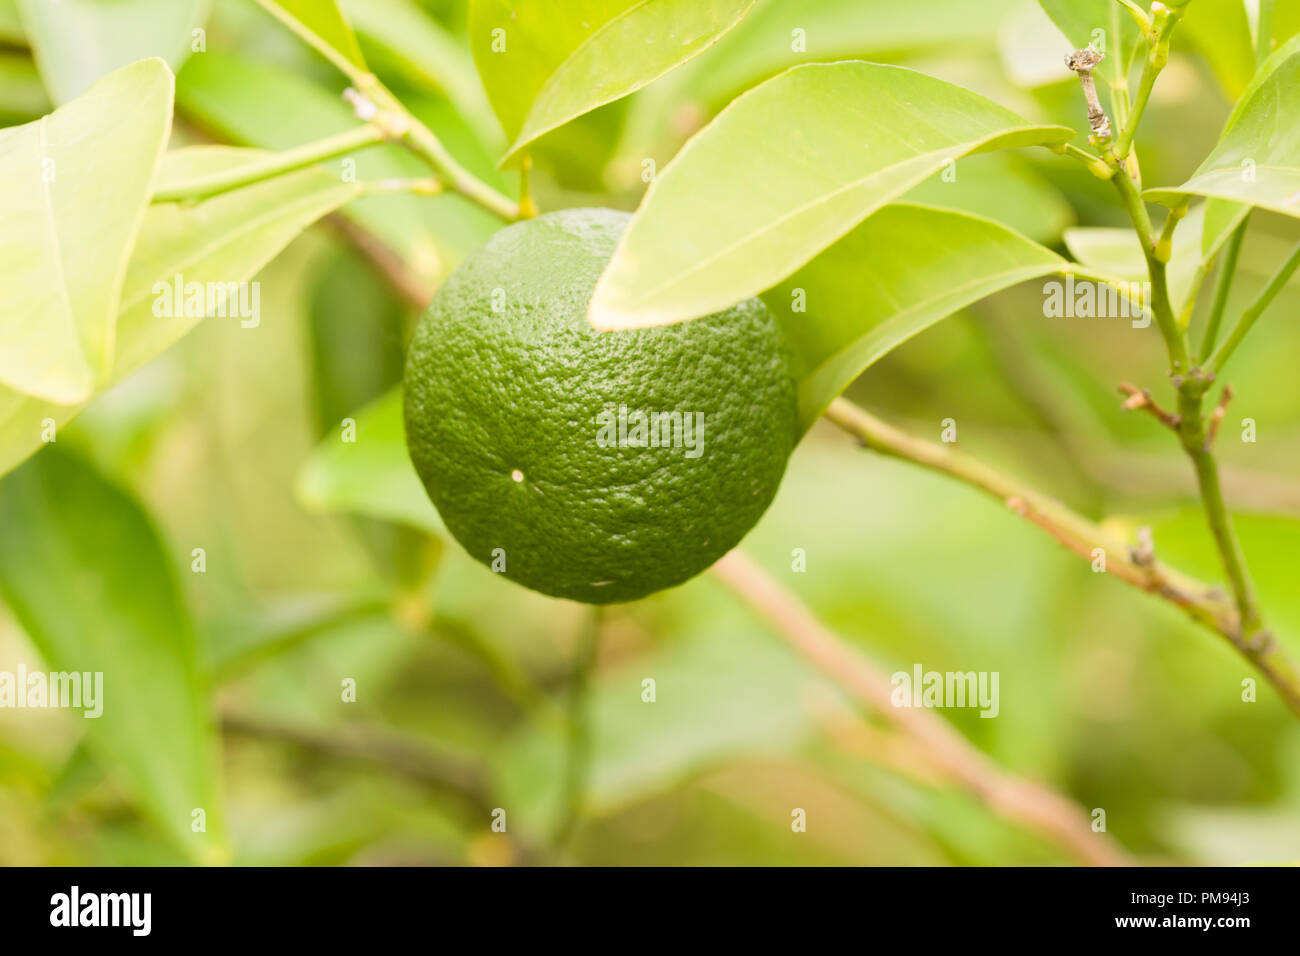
[1,0,1299,866]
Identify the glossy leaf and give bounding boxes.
[761,204,1066,428]
[255,0,366,70]
[0,152,361,477]
[0,58,173,404]
[1146,35,1300,219]
[589,61,1073,330]
[0,449,226,862]
[470,0,756,164]
[296,387,446,536]
[16,0,208,104]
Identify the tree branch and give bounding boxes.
[712,549,1131,866]
[822,398,1300,719]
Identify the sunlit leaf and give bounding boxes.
[0,58,172,404]
[296,386,446,535]
[0,449,227,862]
[16,0,208,104]
[1146,35,1300,219]
[0,153,361,477]
[469,0,756,164]
[589,61,1072,330]
[254,0,366,70]
[1180,0,1255,99]
[762,205,1066,428]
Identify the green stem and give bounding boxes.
[823,398,1300,718]
[252,0,519,221]
[1111,4,1183,161]
[552,607,600,854]
[1198,216,1250,357]
[1206,239,1300,374]
[151,123,387,203]
[1109,170,1191,370]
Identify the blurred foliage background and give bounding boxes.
[2,0,1299,866]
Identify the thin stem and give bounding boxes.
[1060,143,1116,179]
[1112,4,1184,161]
[712,550,1131,866]
[1199,217,1250,357]
[250,0,371,88]
[551,607,600,854]
[356,77,520,221]
[151,123,387,203]
[1109,170,1191,370]
[1206,239,1300,374]
[823,398,1300,719]
[1115,0,1153,31]
[252,0,520,221]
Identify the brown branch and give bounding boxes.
[712,550,1130,866]
[1206,385,1234,448]
[823,398,1300,719]
[1119,382,1182,431]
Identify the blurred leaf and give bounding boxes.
[0,0,22,43]
[0,51,50,123]
[762,204,1065,428]
[296,386,447,535]
[0,449,226,862]
[307,245,409,435]
[653,0,1021,111]
[493,602,837,837]
[16,0,208,104]
[469,0,755,165]
[340,0,499,145]
[1146,35,1300,219]
[0,58,173,404]
[1279,3,1300,48]
[254,0,367,69]
[902,152,1075,244]
[0,151,361,477]
[588,61,1073,330]
[1180,0,1255,99]
[1035,0,1142,89]
[1201,198,1251,259]
[1064,203,1213,315]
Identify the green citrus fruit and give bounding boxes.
[403,207,797,604]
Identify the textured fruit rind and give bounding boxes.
[404,208,797,604]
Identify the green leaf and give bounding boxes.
[588,61,1073,330]
[1146,34,1300,219]
[761,204,1065,429]
[0,151,361,477]
[254,0,367,71]
[16,0,208,104]
[0,0,23,43]
[296,387,446,535]
[1035,0,1143,88]
[0,58,173,404]
[1179,0,1256,99]
[469,0,756,164]
[0,449,226,862]
[0,51,50,123]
